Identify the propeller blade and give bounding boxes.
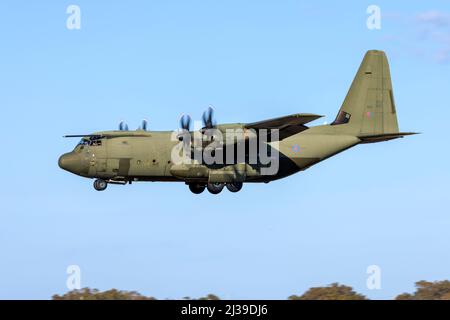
[178,114,192,141]
[180,114,192,131]
[202,105,215,129]
[119,121,129,131]
[141,119,148,131]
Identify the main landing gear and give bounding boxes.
[93,179,108,191]
[188,182,243,194]
[225,182,243,193]
[92,179,243,194]
[188,183,206,194]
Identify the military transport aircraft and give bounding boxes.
[59,50,416,194]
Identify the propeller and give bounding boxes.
[177,114,192,142]
[119,121,129,131]
[139,119,148,131]
[202,105,216,129]
[180,114,192,131]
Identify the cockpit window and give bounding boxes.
[77,138,90,146]
[91,139,102,146]
[76,137,103,147]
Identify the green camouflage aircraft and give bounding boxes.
[59,50,416,194]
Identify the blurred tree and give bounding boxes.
[395,280,450,300]
[52,288,156,300]
[198,294,220,300]
[53,281,450,300]
[52,288,221,300]
[288,283,367,300]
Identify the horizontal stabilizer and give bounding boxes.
[358,132,418,143]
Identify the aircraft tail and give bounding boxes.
[331,50,401,137]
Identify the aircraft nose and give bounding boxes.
[58,152,82,174]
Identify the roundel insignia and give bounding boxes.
[292,144,300,153]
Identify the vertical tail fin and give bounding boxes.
[332,50,399,135]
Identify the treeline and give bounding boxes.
[52,280,450,300]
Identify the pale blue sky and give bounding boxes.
[0,1,449,299]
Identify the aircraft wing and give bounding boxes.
[244,113,323,140]
[63,131,152,138]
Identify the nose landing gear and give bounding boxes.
[93,179,108,191]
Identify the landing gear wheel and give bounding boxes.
[189,183,206,194]
[94,179,108,191]
[226,182,243,193]
[207,182,224,194]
